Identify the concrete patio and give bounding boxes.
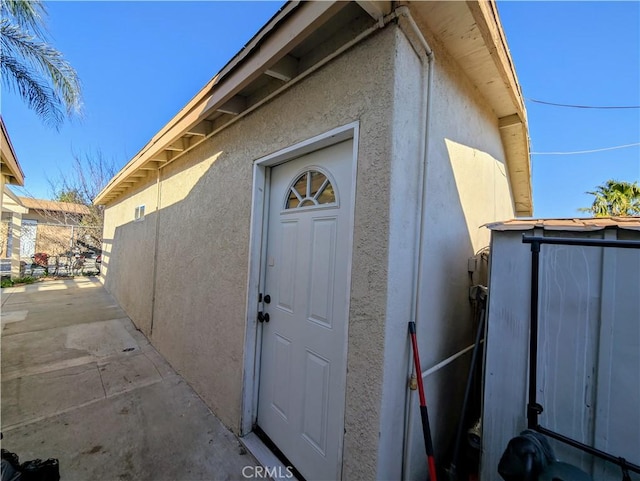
[1,277,258,481]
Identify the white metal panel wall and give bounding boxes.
[592,231,640,479]
[482,230,532,481]
[536,232,604,472]
[482,228,640,480]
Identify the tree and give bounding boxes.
[49,151,117,249]
[0,0,82,127]
[579,179,640,217]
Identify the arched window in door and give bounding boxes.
[285,169,337,209]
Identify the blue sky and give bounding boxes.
[2,1,639,218]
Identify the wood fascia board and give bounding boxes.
[466,0,526,117]
[95,1,345,205]
[500,121,532,216]
[94,2,299,205]
[201,1,348,113]
[465,1,531,215]
[125,2,300,160]
[0,118,24,186]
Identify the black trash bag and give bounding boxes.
[1,458,22,481]
[20,459,59,481]
[1,449,59,481]
[1,450,22,481]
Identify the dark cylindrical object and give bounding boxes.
[528,242,540,429]
[409,321,438,481]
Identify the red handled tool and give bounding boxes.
[409,321,438,481]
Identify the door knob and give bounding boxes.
[258,311,270,323]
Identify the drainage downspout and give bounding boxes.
[150,169,162,336]
[394,7,435,480]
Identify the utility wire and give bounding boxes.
[527,98,640,109]
[531,142,640,155]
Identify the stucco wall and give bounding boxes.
[103,24,399,480]
[103,14,520,479]
[102,179,158,335]
[376,25,426,480]
[400,21,517,481]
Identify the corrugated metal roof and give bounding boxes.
[18,196,91,215]
[486,216,640,231]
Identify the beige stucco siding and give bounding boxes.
[420,24,515,362]
[102,180,158,335]
[102,15,521,479]
[402,25,517,480]
[103,25,399,480]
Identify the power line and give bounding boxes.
[527,98,640,109]
[531,142,640,155]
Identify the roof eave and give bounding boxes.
[2,186,28,214]
[467,0,532,216]
[0,116,25,186]
[409,1,532,216]
[95,1,348,205]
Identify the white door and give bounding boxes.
[257,140,353,481]
[21,220,37,258]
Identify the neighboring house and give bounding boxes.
[1,116,27,278]
[1,193,92,274]
[95,2,532,480]
[15,196,92,257]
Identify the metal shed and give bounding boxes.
[481,218,640,480]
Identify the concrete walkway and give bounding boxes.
[1,278,257,481]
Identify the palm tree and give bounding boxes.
[0,0,82,127]
[580,179,640,217]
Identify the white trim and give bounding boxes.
[240,433,299,481]
[240,122,360,478]
[134,204,146,221]
[254,124,357,168]
[241,162,269,435]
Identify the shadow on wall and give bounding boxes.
[103,143,257,431]
[104,133,513,475]
[446,138,513,247]
[405,136,512,479]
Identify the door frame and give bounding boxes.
[240,122,360,456]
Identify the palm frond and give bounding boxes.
[0,53,64,127]
[0,0,47,38]
[581,179,640,217]
[1,20,82,118]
